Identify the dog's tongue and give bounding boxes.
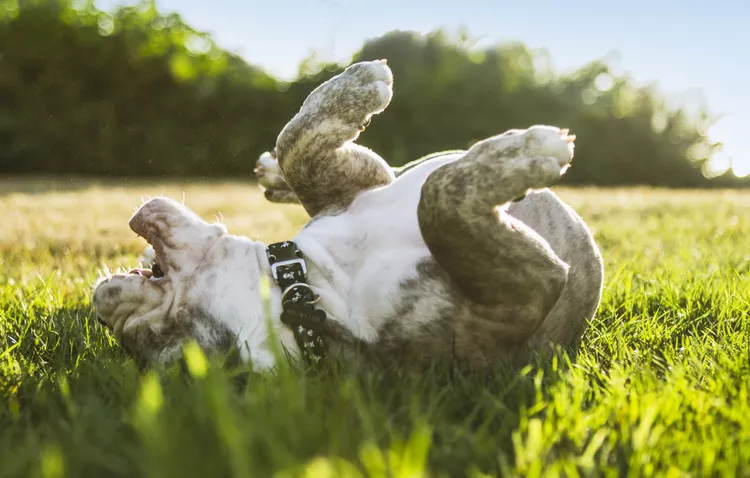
[129,268,154,278]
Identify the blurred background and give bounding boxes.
[0,0,747,187]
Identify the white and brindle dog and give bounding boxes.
[93,60,604,371]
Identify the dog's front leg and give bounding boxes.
[263,60,397,217]
[417,127,575,345]
[254,149,425,208]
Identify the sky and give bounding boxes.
[96,0,750,176]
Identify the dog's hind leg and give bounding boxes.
[265,60,396,217]
[417,126,575,345]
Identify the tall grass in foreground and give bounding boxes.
[1,180,749,477]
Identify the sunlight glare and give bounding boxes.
[703,149,731,178]
[731,154,750,178]
[706,116,749,178]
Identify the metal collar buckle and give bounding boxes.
[270,258,307,281]
[281,282,320,305]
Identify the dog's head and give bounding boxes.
[93,197,297,368]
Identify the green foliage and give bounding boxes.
[346,31,727,187]
[1,182,750,476]
[0,0,291,177]
[0,0,743,186]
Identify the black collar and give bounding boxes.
[266,241,327,366]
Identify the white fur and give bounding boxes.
[93,127,583,370]
[93,198,298,369]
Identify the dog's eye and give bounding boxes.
[151,263,165,278]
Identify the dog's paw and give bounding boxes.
[507,126,575,189]
[303,60,393,127]
[254,151,301,204]
[470,125,576,191]
[255,151,287,189]
[524,125,576,171]
[263,189,301,204]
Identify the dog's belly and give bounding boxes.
[297,154,463,341]
[299,223,442,342]
[297,152,602,352]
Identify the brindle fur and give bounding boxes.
[272,61,396,217]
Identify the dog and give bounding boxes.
[93,60,604,370]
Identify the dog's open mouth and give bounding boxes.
[129,243,166,279]
[128,263,165,279]
[129,263,164,279]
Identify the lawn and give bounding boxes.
[1,179,749,477]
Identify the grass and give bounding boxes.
[1,178,749,477]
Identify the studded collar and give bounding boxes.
[266,241,327,366]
